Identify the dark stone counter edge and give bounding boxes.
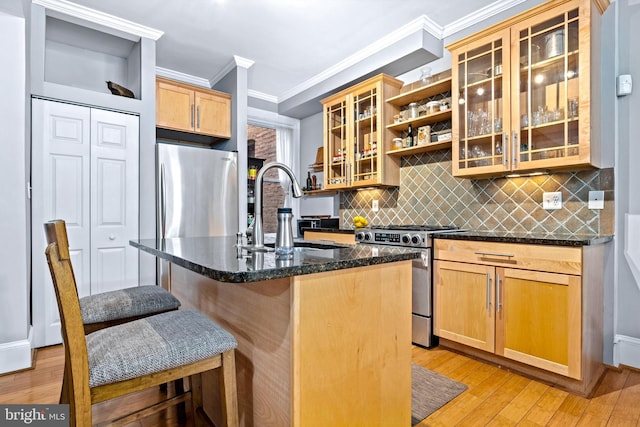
[131,241,419,283]
[432,232,614,247]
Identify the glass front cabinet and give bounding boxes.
[449,0,609,178]
[322,74,403,189]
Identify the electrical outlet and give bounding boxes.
[372,199,379,212]
[589,191,605,209]
[543,192,562,210]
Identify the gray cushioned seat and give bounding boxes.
[80,285,181,325]
[86,309,238,388]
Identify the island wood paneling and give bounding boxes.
[169,260,412,426]
[170,266,292,427]
[291,261,412,426]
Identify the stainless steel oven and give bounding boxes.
[355,225,458,348]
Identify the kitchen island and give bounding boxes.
[131,236,420,427]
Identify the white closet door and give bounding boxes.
[32,99,140,347]
[32,99,91,347]
[90,109,139,293]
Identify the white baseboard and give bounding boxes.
[0,326,33,374]
[614,334,640,369]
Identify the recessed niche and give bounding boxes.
[44,16,141,99]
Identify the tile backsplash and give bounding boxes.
[341,150,614,236]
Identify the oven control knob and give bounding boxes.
[355,231,365,241]
[363,232,372,241]
[401,234,411,245]
[411,234,422,245]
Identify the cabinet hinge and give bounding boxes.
[27,182,32,199]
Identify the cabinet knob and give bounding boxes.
[109,234,116,241]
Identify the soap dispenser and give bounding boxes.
[275,207,294,259]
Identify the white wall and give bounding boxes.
[613,0,640,369]
[0,10,32,374]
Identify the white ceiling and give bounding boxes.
[37,0,528,113]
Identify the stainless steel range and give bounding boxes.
[355,224,459,348]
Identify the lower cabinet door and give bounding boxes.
[496,267,582,379]
[434,260,495,352]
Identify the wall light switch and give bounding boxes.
[589,191,605,209]
[372,199,379,212]
[543,192,562,210]
[617,74,633,96]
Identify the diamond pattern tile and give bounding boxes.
[340,149,612,236]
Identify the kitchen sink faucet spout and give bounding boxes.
[252,162,303,249]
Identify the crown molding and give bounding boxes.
[278,15,443,102]
[155,67,211,88]
[234,55,255,69]
[32,0,163,40]
[442,0,526,38]
[208,55,255,87]
[248,89,278,104]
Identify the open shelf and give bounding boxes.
[386,108,452,132]
[387,78,453,106]
[386,139,452,156]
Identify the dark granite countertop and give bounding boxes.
[433,230,613,246]
[131,236,420,283]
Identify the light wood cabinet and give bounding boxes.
[302,230,355,245]
[434,260,495,352]
[321,74,403,189]
[434,238,605,395]
[156,77,231,138]
[447,0,609,178]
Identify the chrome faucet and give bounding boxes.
[251,162,303,249]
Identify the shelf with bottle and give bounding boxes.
[384,70,453,157]
[386,116,453,156]
[386,107,451,133]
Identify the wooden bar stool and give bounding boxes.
[44,220,239,426]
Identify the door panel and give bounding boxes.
[497,267,582,379]
[32,99,90,347]
[156,79,194,131]
[196,91,231,137]
[434,260,495,352]
[90,109,139,294]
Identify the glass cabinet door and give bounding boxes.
[325,99,348,189]
[514,6,581,168]
[352,84,379,186]
[454,31,509,176]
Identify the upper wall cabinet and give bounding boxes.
[156,77,232,139]
[448,0,610,178]
[321,74,403,189]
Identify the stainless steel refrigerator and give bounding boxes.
[156,142,238,288]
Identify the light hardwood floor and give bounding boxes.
[2,344,639,426]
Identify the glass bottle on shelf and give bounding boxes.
[407,124,414,147]
[306,171,313,190]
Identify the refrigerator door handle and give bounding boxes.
[160,163,167,239]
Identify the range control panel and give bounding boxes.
[355,229,428,247]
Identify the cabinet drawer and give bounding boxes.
[434,239,582,275]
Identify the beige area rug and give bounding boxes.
[412,363,467,425]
